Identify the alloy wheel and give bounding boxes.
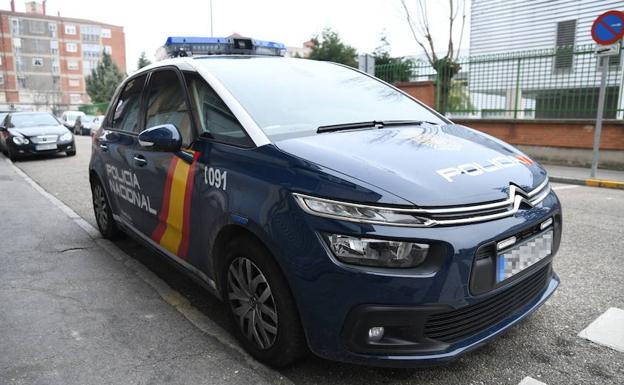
[227,257,279,350]
[93,184,109,230]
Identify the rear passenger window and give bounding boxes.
[145,70,193,147]
[185,72,251,147]
[112,75,146,132]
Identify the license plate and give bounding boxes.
[36,143,57,151]
[496,229,553,282]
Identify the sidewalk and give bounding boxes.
[544,164,624,189]
[0,159,279,385]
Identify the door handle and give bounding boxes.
[133,154,147,167]
[99,143,108,151]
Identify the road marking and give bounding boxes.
[519,377,547,385]
[552,185,579,191]
[578,307,624,352]
[1,155,292,385]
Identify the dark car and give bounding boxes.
[74,114,97,136]
[0,112,75,161]
[89,37,561,368]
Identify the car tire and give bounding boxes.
[221,235,307,367]
[7,148,17,162]
[91,178,120,239]
[66,149,76,156]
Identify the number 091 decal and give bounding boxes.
[204,167,227,190]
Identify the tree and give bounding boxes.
[308,28,358,67]
[137,51,151,70]
[373,34,412,83]
[85,52,125,103]
[400,0,467,114]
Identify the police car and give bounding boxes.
[89,36,561,367]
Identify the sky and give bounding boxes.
[14,0,471,73]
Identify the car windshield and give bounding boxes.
[10,113,60,128]
[196,57,446,141]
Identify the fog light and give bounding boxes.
[368,327,384,342]
[497,236,516,251]
[540,218,553,230]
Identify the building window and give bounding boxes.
[52,59,60,74]
[70,94,82,104]
[104,45,112,54]
[17,75,26,88]
[101,28,111,38]
[0,74,4,85]
[66,43,78,53]
[12,37,21,49]
[65,24,77,35]
[32,57,44,66]
[554,20,576,71]
[69,78,80,87]
[11,19,19,34]
[15,56,24,71]
[67,60,79,70]
[48,23,57,32]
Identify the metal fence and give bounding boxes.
[376,44,624,120]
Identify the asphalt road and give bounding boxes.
[9,135,624,385]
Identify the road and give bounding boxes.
[8,135,624,385]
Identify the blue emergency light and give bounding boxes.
[156,36,286,60]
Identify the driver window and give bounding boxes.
[184,72,252,147]
[145,70,193,147]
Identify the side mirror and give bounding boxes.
[138,124,182,152]
[0,125,6,132]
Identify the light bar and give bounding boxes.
[156,36,286,60]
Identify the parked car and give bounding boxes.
[0,112,75,160]
[74,114,97,135]
[60,110,85,132]
[90,115,106,135]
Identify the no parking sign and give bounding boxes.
[591,10,624,45]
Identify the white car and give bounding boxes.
[60,111,85,132]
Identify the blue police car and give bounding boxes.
[89,36,561,367]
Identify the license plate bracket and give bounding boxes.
[496,229,553,283]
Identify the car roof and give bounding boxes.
[129,55,285,77]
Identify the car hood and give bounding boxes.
[275,124,548,207]
[9,125,69,137]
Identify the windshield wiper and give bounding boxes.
[316,120,429,133]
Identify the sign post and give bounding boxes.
[589,10,624,178]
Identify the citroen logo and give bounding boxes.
[508,185,534,208]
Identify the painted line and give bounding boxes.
[1,155,292,385]
[551,185,579,191]
[578,307,624,353]
[586,179,624,190]
[518,376,547,385]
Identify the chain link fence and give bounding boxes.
[376,44,624,120]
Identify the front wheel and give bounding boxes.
[66,149,76,156]
[222,236,307,367]
[91,178,119,239]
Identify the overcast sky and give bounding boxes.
[21,0,471,73]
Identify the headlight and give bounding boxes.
[59,132,73,141]
[326,234,430,268]
[293,193,433,227]
[12,136,29,145]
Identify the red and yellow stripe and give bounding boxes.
[152,151,200,259]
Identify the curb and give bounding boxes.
[549,176,624,190]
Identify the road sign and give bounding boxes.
[595,42,621,57]
[591,10,624,45]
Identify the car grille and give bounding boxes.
[30,135,58,144]
[423,264,550,343]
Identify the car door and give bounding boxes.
[98,73,148,223]
[124,68,201,259]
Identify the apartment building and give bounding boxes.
[0,1,126,112]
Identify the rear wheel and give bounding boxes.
[222,236,307,367]
[91,178,120,239]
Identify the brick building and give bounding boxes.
[0,1,126,112]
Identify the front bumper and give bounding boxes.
[8,140,74,157]
[274,190,562,367]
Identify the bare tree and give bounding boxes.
[400,0,467,113]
